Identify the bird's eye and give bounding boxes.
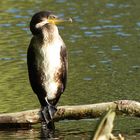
[49,15,56,19]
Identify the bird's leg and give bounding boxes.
[41,106,51,124]
[41,100,57,131]
[41,106,55,131]
[46,99,57,119]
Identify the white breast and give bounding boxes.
[43,42,61,69]
[38,38,62,100]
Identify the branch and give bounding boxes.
[0,100,139,129]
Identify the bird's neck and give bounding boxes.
[42,25,60,43]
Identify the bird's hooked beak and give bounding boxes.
[36,16,72,28]
[48,17,72,25]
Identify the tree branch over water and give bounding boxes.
[0,100,139,129]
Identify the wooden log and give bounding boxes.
[0,100,139,129]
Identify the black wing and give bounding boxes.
[27,38,46,106]
[60,43,68,92]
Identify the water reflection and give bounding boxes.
[0,122,139,140]
[132,65,140,70]
[83,77,93,81]
[6,8,21,13]
[112,45,122,51]
[100,59,112,64]
[116,32,131,37]
[89,64,96,69]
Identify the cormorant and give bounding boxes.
[27,11,71,130]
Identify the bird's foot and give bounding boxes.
[48,104,57,119]
[41,105,57,131]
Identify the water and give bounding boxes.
[0,0,140,139]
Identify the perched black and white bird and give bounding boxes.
[27,11,71,130]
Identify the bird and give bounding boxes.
[27,11,71,130]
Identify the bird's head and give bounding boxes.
[30,11,72,35]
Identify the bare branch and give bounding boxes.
[0,100,139,129]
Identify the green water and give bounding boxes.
[0,0,140,139]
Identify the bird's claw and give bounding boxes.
[41,105,56,131]
[48,104,57,119]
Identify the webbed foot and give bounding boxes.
[41,105,57,131]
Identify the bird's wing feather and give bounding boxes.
[60,43,68,92]
[27,38,46,105]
